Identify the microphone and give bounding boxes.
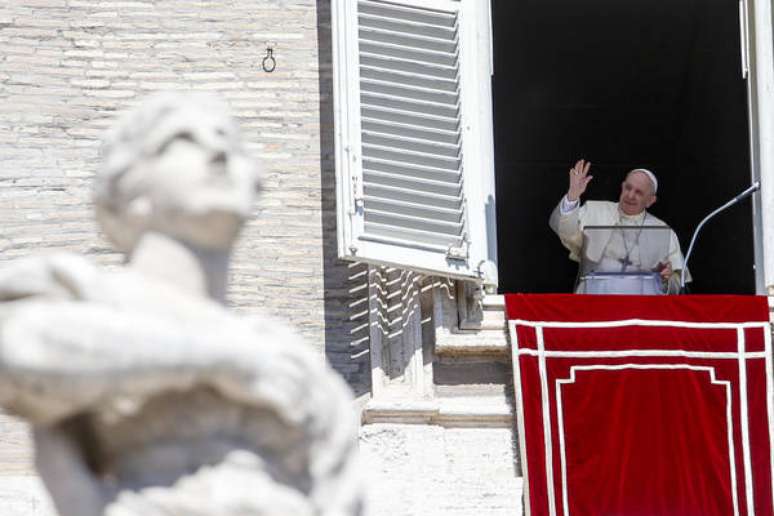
[731,182,761,204]
[681,181,760,291]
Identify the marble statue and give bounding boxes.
[0,93,363,516]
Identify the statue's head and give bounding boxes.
[95,92,261,253]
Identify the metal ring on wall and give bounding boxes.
[262,47,276,73]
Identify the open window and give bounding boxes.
[491,0,758,294]
[332,0,498,286]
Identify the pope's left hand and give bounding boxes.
[656,261,673,280]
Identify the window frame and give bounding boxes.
[744,0,774,294]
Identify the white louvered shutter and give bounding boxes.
[333,0,497,285]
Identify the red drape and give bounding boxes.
[507,294,774,516]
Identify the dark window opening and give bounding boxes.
[492,0,755,294]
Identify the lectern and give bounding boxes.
[576,225,673,295]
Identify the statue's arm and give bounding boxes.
[0,299,361,515]
[0,300,206,423]
[0,300,353,429]
[0,253,101,304]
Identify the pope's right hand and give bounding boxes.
[567,159,593,201]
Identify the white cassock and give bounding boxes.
[549,198,690,294]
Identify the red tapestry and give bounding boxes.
[506,294,774,516]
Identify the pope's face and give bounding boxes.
[144,119,260,249]
[619,171,656,216]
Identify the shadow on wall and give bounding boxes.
[317,3,371,399]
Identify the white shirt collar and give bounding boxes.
[617,205,648,223]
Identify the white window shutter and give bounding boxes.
[332,0,497,286]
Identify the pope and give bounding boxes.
[549,159,689,294]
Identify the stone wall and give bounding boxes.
[0,0,370,394]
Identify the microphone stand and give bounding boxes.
[681,181,760,292]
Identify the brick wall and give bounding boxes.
[0,0,370,394]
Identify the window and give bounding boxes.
[490,0,759,294]
[332,0,498,286]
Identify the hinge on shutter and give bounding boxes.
[344,145,363,215]
[446,234,469,261]
[352,175,364,211]
[347,145,364,214]
[476,259,498,292]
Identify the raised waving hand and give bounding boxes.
[567,159,593,201]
